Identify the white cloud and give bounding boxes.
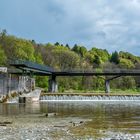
[0,0,140,55]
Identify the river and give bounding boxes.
[0,101,140,139]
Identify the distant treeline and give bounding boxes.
[0,29,140,92]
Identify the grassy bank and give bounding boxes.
[41,91,140,96]
[63,89,140,94]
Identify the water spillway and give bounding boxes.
[40,94,140,101]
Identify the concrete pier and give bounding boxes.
[105,80,110,93]
[48,75,58,93]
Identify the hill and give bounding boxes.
[0,30,140,92]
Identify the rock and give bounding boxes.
[0,124,6,126]
[80,121,84,124]
[53,125,66,127]
[45,113,48,117]
[3,121,12,124]
[0,121,12,125]
[45,113,57,117]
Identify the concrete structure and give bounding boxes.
[48,75,58,93]
[105,80,110,93]
[0,68,35,95]
[19,89,41,103]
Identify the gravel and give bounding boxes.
[0,115,139,140]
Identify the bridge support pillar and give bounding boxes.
[105,80,110,94]
[48,75,58,93]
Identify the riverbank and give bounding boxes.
[0,114,93,140]
[41,92,140,96]
[41,87,140,95]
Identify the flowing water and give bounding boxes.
[0,101,140,139]
[40,94,140,101]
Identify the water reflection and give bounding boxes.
[41,101,140,134]
[0,101,140,134]
[0,103,41,115]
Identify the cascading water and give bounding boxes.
[40,95,140,101]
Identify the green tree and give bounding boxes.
[0,35,35,61]
[52,47,80,70]
[88,47,110,65]
[66,44,70,49]
[0,45,7,65]
[72,45,87,57]
[110,51,120,64]
[54,42,60,46]
[93,55,101,65]
[119,58,135,68]
[119,51,140,64]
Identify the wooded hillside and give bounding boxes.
[0,30,140,92]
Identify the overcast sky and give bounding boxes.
[0,0,140,55]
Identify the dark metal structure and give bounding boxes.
[9,60,140,93]
[10,59,53,75]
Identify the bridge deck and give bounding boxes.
[9,60,140,76]
[53,71,140,76]
[10,60,53,75]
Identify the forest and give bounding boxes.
[0,29,140,93]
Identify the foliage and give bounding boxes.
[119,58,135,68]
[0,29,140,92]
[84,47,110,66]
[36,76,48,88]
[119,51,140,64]
[52,45,80,70]
[110,51,120,64]
[0,45,7,65]
[72,44,87,57]
[0,34,35,61]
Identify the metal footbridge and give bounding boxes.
[9,60,140,93]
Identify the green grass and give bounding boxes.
[41,88,140,95]
[41,89,140,96]
[64,88,140,94]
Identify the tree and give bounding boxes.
[110,51,120,64]
[0,29,7,40]
[52,47,80,70]
[0,45,7,65]
[88,47,110,65]
[54,42,60,46]
[79,46,87,57]
[93,55,101,65]
[119,58,135,68]
[72,44,79,53]
[72,44,87,57]
[119,51,140,64]
[0,35,35,61]
[66,44,70,49]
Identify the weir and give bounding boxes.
[40,94,140,101]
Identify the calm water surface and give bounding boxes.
[0,101,140,138]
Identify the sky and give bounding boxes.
[0,0,140,55]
